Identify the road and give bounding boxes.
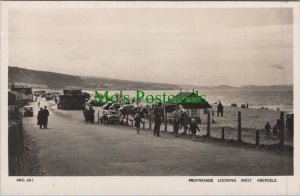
[22,99,293,176]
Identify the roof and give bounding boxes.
[165,91,212,110]
[8,91,20,96]
[168,92,197,103]
[63,89,82,95]
[11,82,32,89]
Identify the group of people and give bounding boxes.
[37,106,50,129]
[264,122,279,138]
[172,106,201,140]
[133,105,200,141]
[133,105,163,136]
[83,106,95,124]
[172,107,187,137]
[81,102,200,141]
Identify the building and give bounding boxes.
[57,89,89,110]
[8,91,22,105]
[164,91,212,124]
[10,82,33,102]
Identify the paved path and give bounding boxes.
[23,99,293,176]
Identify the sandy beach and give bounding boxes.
[204,106,293,146]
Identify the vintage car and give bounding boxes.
[100,110,121,125]
[102,103,113,110]
[23,106,33,117]
[109,103,121,111]
[118,104,134,115]
[86,100,103,107]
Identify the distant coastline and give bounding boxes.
[9,66,293,91]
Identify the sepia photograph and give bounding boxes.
[1,1,299,195]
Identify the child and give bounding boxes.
[134,113,142,134]
[273,125,278,137]
[265,122,271,138]
[189,118,200,141]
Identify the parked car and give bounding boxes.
[86,100,103,107]
[102,103,113,110]
[45,95,52,101]
[118,104,134,115]
[24,106,33,117]
[100,110,121,124]
[109,103,121,111]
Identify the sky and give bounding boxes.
[8,7,293,86]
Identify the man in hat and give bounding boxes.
[43,106,49,129]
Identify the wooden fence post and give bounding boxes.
[164,108,167,132]
[207,112,210,137]
[126,114,129,126]
[256,131,259,145]
[238,111,242,142]
[97,110,99,124]
[222,127,225,139]
[142,121,145,129]
[279,111,285,146]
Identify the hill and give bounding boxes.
[8,67,179,90]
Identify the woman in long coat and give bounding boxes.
[37,107,44,129]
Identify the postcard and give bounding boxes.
[1,1,299,195]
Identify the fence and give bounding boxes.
[95,108,290,147]
[8,107,26,176]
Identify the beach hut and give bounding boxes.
[164,91,212,124]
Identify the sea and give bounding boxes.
[85,88,293,112]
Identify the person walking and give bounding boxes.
[172,107,181,137]
[182,111,189,135]
[38,101,40,108]
[265,122,271,138]
[189,118,200,141]
[220,103,224,117]
[173,118,180,137]
[154,112,162,137]
[83,107,88,122]
[88,106,95,124]
[37,107,44,129]
[43,106,49,128]
[217,101,224,117]
[179,110,184,130]
[134,113,142,134]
